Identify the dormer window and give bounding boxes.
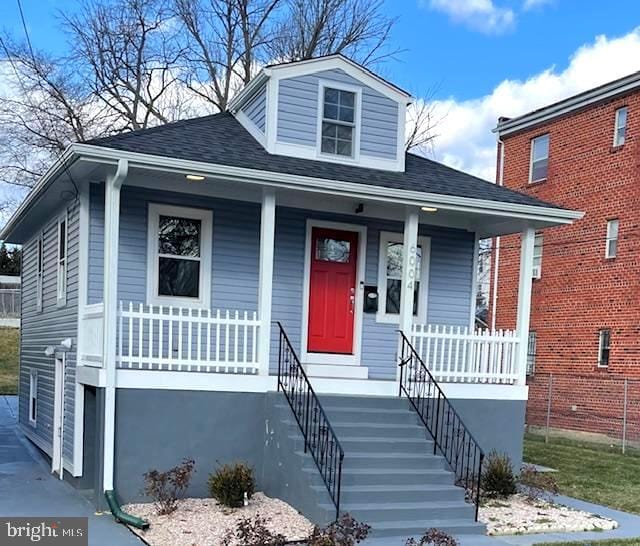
[321,87,357,157]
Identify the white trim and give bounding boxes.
[613,106,628,147]
[470,235,480,329]
[52,354,65,478]
[300,219,367,367]
[228,71,270,112]
[532,232,543,279]
[376,231,430,324]
[265,79,279,151]
[398,208,419,339]
[605,218,619,259]
[234,110,267,148]
[257,189,276,376]
[56,211,68,307]
[28,368,38,426]
[397,100,407,170]
[146,203,213,308]
[315,80,362,164]
[516,227,535,386]
[529,134,549,184]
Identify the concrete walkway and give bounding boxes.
[0,395,141,546]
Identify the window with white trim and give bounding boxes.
[29,369,38,425]
[614,107,627,147]
[526,331,537,376]
[598,329,611,368]
[605,219,619,259]
[532,233,543,279]
[36,233,44,312]
[320,87,356,157]
[147,204,212,307]
[529,134,549,183]
[377,232,430,323]
[57,214,68,306]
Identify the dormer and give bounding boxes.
[229,55,412,172]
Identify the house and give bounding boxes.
[491,72,640,442]
[2,55,581,539]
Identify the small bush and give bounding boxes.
[481,451,517,499]
[519,464,559,502]
[406,528,459,546]
[307,513,371,546]
[221,514,286,546]
[208,462,256,508]
[143,458,195,515]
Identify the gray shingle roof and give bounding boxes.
[86,112,560,209]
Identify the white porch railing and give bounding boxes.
[411,324,520,384]
[116,302,260,373]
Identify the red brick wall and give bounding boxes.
[491,91,640,437]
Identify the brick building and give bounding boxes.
[491,72,640,442]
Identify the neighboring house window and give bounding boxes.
[614,107,627,147]
[320,87,357,157]
[532,233,543,279]
[36,233,44,312]
[526,331,537,376]
[377,232,430,323]
[57,214,68,306]
[598,329,611,367]
[529,134,549,183]
[29,369,38,425]
[605,219,619,259]
[147,204,213,307]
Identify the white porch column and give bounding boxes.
[257,188,276,376]
[515,227,535,386]
[399,207,420,338]
[102,159,128,492]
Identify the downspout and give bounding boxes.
[101,159,128,510]
[490,135,505,331]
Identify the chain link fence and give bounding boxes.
[526,372,640,453]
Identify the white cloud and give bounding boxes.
[425,0,515,34]
[422,28,640,182]
[523,0,554,10]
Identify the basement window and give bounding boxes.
[598,329,611,368]
[529,134,549,183]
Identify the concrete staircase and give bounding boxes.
[304,395,486,542]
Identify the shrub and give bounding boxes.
[307,513,371,546]
[221,514,286,546]
[481,451,517,499]
[208,462,256,508]
[143,458,195,515]
[519,464,559,502]
[406,528,459,546]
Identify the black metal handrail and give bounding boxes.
[276,322,344,520]
[398,331,484,520]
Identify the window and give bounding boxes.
[36,233,44,312]
[377,232,430,323]
[29,369,38,425]
[526,331,537,376]
[598,329,611,368]
[532,233,543,279]
[614,107,627,147]
[529,134,549,183]
[320,86,357,157]
[147,204,212,307]
[57,214,68,306]
[605,219,619,259]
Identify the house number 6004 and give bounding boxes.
[406,244,417,290]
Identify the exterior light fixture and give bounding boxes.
[186,174,206,181]
[421,206,438,212]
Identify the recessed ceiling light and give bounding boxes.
[421,206,438,212]
[186,174,205,181]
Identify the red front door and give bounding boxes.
[308,227,359,354]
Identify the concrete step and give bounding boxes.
[300,451,445,471]
[337,467,455,487]
[328,483,466,504]
[334,500,476,523]
[331,422,426,439]
[369,518,486,538]
[323,406,417,425]
[319,395,409,410]
[338,436,434,454]
[304,363,369,379]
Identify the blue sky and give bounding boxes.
[2,0,640,182]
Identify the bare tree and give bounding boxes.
[405,87,446,156]
[268,0,397,65]
[174,0,282,111]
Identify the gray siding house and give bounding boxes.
[2,56,581,539]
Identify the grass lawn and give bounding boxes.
[534,538,640,546]
[524,432,640,515]
[0,327,19,395]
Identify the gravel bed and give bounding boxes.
[479,494,618,536]
[123,492,314,545]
